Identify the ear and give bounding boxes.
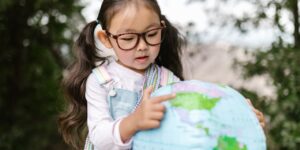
[96,30,113,49]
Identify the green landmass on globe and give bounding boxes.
[213,135,247,150]
[170,92,220,111]
[170,92,247,150]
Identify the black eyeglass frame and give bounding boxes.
[105,25,166,51]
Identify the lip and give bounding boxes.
[135,56,149,63]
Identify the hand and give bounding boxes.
[246,99,265,129]
[119,86,176,142]
[132,86,176,131]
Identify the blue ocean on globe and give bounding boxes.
[133,80,266,150]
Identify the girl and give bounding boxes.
[58,0,265,150]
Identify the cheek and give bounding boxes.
[110,43,129,59]
[114,49,133,61]
[151,46,160,56]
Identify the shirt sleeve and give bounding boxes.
[86,73,132,150]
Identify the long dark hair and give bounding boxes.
[58,0,184,149]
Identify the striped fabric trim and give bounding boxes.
[84,137,94,150]
[143,65,177,89]
[92,65,112,84]
[160,66,176,86]
[134,64,177,111]
[143,64,161,90]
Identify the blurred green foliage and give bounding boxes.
[241,44,300,150]
[0,0,84,149]
[238,1,300,149]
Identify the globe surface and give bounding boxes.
[133,80,266,150]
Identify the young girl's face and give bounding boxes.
[105,5,162,74]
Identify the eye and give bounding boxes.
[147,30,159,37]
[120,37,134,41]
[119,34,136,41]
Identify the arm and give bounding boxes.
[86,74,132,149]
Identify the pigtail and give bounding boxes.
[156,15,184,80]
[58,21,104,150]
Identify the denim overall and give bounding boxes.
[108,88,141,120]
[84,64,178,150]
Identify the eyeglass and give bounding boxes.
[106,26,166,51]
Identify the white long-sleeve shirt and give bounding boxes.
[85,61,144,150]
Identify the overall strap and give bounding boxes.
[92,65,112,84]
[143,64,178,90]
[160,66,177,86]
[84,65,112,150]
[143,63,161,90]
[134,64,178,110]
[84,137,94,150]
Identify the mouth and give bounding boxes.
[135,56,149,63]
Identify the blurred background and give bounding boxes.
[0,0,299,149]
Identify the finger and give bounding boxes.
[258,115,264,123]
[143,86,154,100]
[246,99,254,107]
[152,93,176,103]
[259,112,265,122]
[253,109,263,121]
[253,109,265,122]
[253,108,262,116]
[150,112,164,120]
[148,120,161,129]
[152,104,166,112]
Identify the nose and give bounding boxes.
[136,36,148,51]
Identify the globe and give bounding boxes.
[133,80,266,150]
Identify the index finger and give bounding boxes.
[152,93,176,103]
